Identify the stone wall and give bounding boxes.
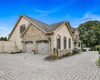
[53,49,73,57]
[23,25,48,41]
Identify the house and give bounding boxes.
[71,27,81,50]
[8,14,80,55]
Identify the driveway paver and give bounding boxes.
[0,51,100,80]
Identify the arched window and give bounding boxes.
[63,37,67,49]
[57,35,61,49]
[69,38,71,49]
[20,24,25,33]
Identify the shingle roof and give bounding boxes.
[24,15,49,32]
[47,21,66,32]
[71,27,77,32]
[23,15,66,32]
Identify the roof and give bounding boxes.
[23,15,67,32]
[71,27,77,32]
[8,14,74,39]
[23,15,49,32]
[47,21,66,32]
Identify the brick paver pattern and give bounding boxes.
[0,51,100,80]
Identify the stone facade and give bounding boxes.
[22,24,54,53]
[53,49,73,57]
[23,25,48,41]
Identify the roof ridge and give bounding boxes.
[50,21,66,25]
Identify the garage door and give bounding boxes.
[37,41,49,54]
[25,42,34,53]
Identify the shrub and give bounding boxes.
[99,49,100,54]
[67,52,72,56]
[72,48,80,54]
[95,45,100,51]
[49,54,58,60]
[98,56,100,65]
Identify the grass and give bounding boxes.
[98,56,100,66]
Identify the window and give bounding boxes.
[69,38,71,49]
[63,37,66,49]
[20,24,25,33]
[57,35,61,49]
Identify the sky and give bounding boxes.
[0,0,100,37]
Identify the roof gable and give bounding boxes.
[47,21,66,32]
[8,15,29,40]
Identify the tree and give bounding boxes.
[0,37,4,41]
[78,20,100,47]
[3,37,7,41]
[0,37,8,41]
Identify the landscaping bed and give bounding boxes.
[44,48,81,61]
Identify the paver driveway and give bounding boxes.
[0,51,100,80]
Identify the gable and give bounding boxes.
[54,22,73,37]
[73,29,79,38]
[22,24,48,41]
[8,15,30,40]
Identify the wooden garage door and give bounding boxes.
[37,41,49,54]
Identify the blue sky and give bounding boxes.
[0,0,100,37]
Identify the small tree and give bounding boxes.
[0,37,8,41]
[3,37,7,41]
[0,37,4,41]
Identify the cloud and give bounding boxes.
[34,9,56,14]
[80,12,100,21]
[71,12,100,27]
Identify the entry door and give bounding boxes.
[37,41,49,54]
[25,42,34,53]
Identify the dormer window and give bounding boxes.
[20,24,25,33]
